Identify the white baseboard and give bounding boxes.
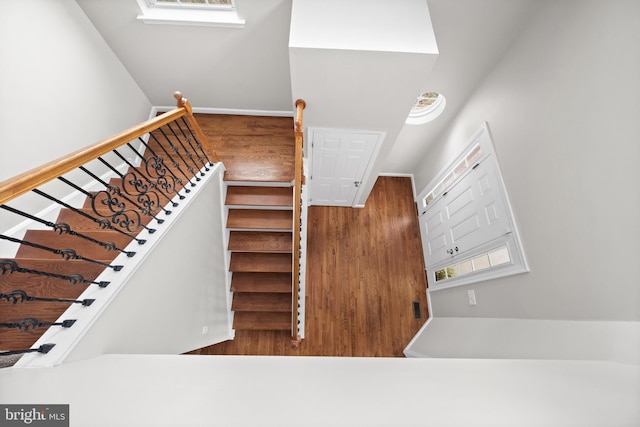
[152,105,294,117]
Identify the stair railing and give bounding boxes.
[291,99,306,346]
[0,92,217,360]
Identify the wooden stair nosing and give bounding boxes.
[224,179,292,188]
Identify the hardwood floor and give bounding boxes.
[194,113,295,183]
[189,175,429,357]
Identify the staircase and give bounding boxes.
[0,176,151,353]
[1,111,300,361]
[0,105,199,358]
[227,186,293,330]
[203,113,298,333]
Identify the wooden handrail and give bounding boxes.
[0,93,214,206]
[174,92,220,163]
[291,99,306,346]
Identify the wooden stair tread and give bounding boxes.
[81,191,163,217]
[232,311,292,331]
[229,252,292,273]
[232,293,291,312]
[0,300,83,323]
[225,186,293,207]
[228,231,292,252]
[0,258,101,351]
[56,208,154,232]
[227,209,292,230]
[0,329,51,350]
[231,272,292,293]
[14,230,132,261]
[0,258,107,282]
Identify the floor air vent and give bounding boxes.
[412,301,421,319]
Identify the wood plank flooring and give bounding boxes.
[189,175,428,357]
[194,114,295,183]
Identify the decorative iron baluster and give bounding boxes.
[157,126,201,182]
[108,150,178,210]
[1,290,95,306]
[0,235,123,271]
[0,259,110,287]
[32,188,146,245]
[147,133,195,190]
[0,318,76,332]
[174,118,209,172]
[179,116,214,167]
[0,343,55,357]
[166,121,206,177]
[56,176,157,235]
[79,165,165,224]
[126,141,186,200]
[0,205,136,258]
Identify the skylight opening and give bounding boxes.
[137,0,244,27]
[406,92,446,125]
[149,0,233,8]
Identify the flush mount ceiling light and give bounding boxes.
[406,91,446,125]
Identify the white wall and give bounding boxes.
[0,0,151,183]
[381,0,539,175]
[1,354,639,427]
[413,0,640,321]
[75,0,294,111]
[289,0,438,206]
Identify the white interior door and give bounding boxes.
[309,130,380,206]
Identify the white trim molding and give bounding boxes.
[417,122,529,291]
[152,106,293,118]
[135,0,245,28]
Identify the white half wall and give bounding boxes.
[412,0,640,321]
[405,317,640,366]
[55,168,232,363]
[1,354,639,427]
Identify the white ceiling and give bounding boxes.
[76,0,539,172]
